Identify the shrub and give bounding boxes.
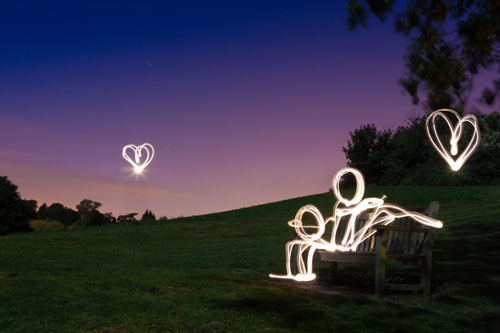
[29,219,66,232]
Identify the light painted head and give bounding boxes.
[332,167,365,207]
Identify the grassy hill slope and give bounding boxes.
[1,186,500,332]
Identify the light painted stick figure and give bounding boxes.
[269,168,443,282]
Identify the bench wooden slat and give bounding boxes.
[318,201,439,296]
[320,251,376,264]
[401,218,409,254]
[385,283,423,291]
[408,226,416,255]
[386,228,393,255]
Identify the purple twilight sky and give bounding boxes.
[0,1,493,217]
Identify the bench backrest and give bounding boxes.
[331,201,439,255]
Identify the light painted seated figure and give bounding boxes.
[269,167,443,282]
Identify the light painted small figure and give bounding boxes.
[426,108,480,171]
[122,143,155,174]
[269,167,443,282]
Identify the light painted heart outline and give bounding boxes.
[122,143,155,173]
[425,108,480,171]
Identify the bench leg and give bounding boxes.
[375,233,386,296]
[328,262,338,280]
[375,256,385,296]
[422,250,432,296]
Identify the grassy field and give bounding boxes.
[1,186,499,332]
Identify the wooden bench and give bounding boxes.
[318,201,439,296]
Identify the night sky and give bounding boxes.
[0,1,452,217]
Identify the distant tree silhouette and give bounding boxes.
[342,124,392,185]
[348,0,500,112]
[38,203,80,225]
[38,203,48,219]
[141,209,156,221]
[76,199,107,226]
[0,176,37,235]
[76,199,102,217]
[117,213,138,223]
[103,213,116,224]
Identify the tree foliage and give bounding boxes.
[347,0,500,112]
[76,199,102,217]
[342,124,393,185]
[0,176,37,235]
[103,212,116,224]
[343,111,500,185]
[117,213,138,223]
[38,203,80,226]
[76,199,108,227]
[141,209,156,221]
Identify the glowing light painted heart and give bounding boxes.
[122,143,155,174]
[426,109,480,172]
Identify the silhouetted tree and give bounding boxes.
[117,213,138,223]
[343,111,500,185]
[141,209,156,221]
[347,0,500,111]
[0,176,37,235]
[378,116,448,185]
[81,210,108,226]
[342,124,393,185]
[76,199,102,218]
[38,203,79,225]
[103,213,116,224]
[38,203,48,219]
[76,199,107,226]
[61,207,81,225]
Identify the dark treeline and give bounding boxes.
[0,176,168,235]
[343,111,500,186]
[0,177,37,235]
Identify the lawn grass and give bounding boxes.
[1,186,499,332]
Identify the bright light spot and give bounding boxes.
[269,167,443,282]
[426,108,480,172]
[122,143,155,174]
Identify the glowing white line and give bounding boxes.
[269,167,443,282]
[426,108,480,171]
[333,167,365,207]
[122,143,155,174]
